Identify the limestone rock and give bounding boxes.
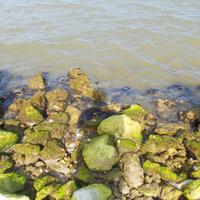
[28,73,45,90]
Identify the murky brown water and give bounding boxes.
[0,0,200,89]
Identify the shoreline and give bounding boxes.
[0,68,200,199]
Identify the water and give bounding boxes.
[0,0,200,89]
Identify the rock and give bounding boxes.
[65,105,81,126]
[71,183,112,200]
[40,139,65,162]
[28,73,45,90]
[33,121,68,139]
[160,185,182,200]
[0,192,30,200]
[8,98,26,114]
[122,104,147,123]
[0,159,13,174]
[179,108,200,124]
[143,160,187,182]
[116,139,137,154]
[191,163,200,178]
[120,152,144,188]
[82,134,118,171]
[119,177,130,194]
[101,103,121,113]
[0,129,18,153]
[76,166,93,183]
[0,172,26,193]
[4,119,22,134]
[12,143,40,165]
[185,139,200,160]
[139,184,161,198]
[48,112,70,124]
[68,68,104,101]
[33,175,58,191]
[157,99,175,112]
[45,88,69,112]
[19,103,43,126]
[183,179,200,200]
[97,114,142,147]
[52,180,77,200]
[155,122,188,136]
[23,129,49,145]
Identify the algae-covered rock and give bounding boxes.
[155,122,187,136]
[122,104,147,123]
[143,160,186,182]
[0,172,26,193]
[160,185,182,200]
[52,180,77,200]
[116,139,137,154]
[82,134,118,171]
[48,112,70,124]
[191,163,200,178]
[12,143,40,165]
[0,159,13,174]
[65,105,81,126]
[45,88,69,112]
[23,129,49,145]
[19,103,43,126]
[97,114,142,147]
[183,179,200,200]
[33,175,58,191]
[121,152,144,188]
[8,98,26,114]
[34,121,67,139]
[0,129,18,152]
[0,192,30,200]
[139,184,161,198]
[28,73,45,90]
[71,183,112,200]
[4,119,22,134]
[40,139,65,162]
[76,166,93,183]
[68,68,104,101]
[185,139,200,160]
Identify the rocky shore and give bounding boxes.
[0,68,200,200]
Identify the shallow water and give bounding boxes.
[0,0,200,89]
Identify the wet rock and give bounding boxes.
[47,112,70,124]
[82,134,118,171]
[122,104,147,123]
[0,158,13,174]
[139,184,161,198]
[8,98,26,114]
[116,138,137,154]
[12,143,40,165]
[155,122,188,136]
[23,129,49,145]
[179,108,200,124]
[183,179,200,200]
[184,139,200,160]
[120,152,144,188]
[143,160,187,182]
[0,172,26,193]
[4,119,23,134]
[71,183,112,200]
[160,185,182,200]
[191,163,200,178]
[19,103,43,126]
[97,114,142,147]
[157,99,175,112]
[0,193,30,200]
[33,121,68,139]
[28,73,45,90]
[52,180,77,200]
[68,68,104,101]
[76,166,93,183]
[101,103,122,113]
[40,139,65,162]
[65,105,81,126]
[0,129,18,152]
[45,88,69,112]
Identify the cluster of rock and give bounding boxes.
[0,68,200,200]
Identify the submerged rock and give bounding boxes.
[0,172,26,193]
[82,134,118,171]
[183,179,200,200]
[19,103,43,126]
[47,112,70,124]
[97,114,142,147]
[28,73,45,90]
[120,152,144,189]
[0,129,18,152]
[45,88,69,112]
[71,183,112,200]
[143,160,186,182]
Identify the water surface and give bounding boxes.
[0,0,200,88]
